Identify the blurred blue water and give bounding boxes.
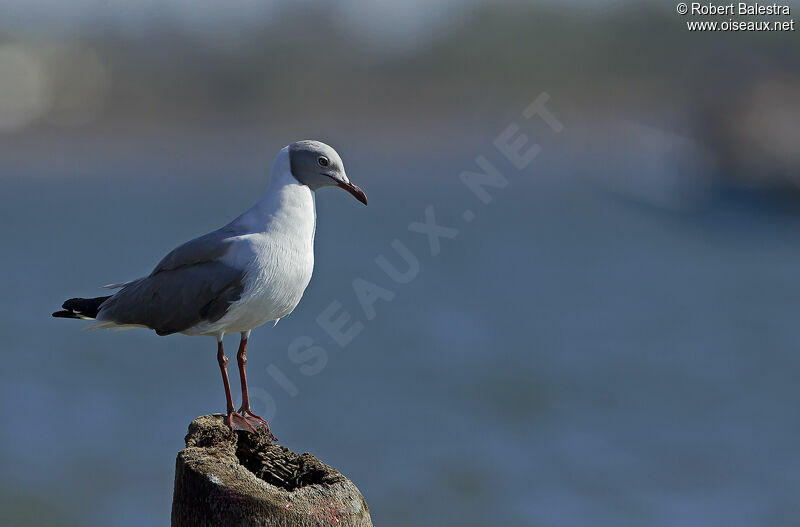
[2,133,800,526]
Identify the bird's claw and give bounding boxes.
[226,410,258,433]
[238,407,277,441]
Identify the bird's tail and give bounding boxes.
[52,296,111,320]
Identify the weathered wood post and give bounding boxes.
[172,415,373,526]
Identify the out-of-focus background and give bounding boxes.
[2,1,800,525]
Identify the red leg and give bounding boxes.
[236,336,276,440]
[217,341,256,433]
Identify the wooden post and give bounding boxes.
[172,415,373,527]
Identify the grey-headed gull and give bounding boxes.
[53,140,367,436]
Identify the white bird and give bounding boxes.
[53,140,367,436]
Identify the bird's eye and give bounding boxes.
[318,156,329,167]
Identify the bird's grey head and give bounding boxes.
[287,140,367,205]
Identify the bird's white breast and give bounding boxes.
[230,229,315,330]
[189,165,317,336]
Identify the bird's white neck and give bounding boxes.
[231,148,317,245]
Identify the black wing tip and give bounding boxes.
[57,295,111,320]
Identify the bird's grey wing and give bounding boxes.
[151,228,237,275]
[98,261,245,336]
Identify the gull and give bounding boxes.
[53,140,367,436]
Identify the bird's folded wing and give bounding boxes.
[98,261,245,335]
[97,226,250,335]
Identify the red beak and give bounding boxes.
[338,180,368,205]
